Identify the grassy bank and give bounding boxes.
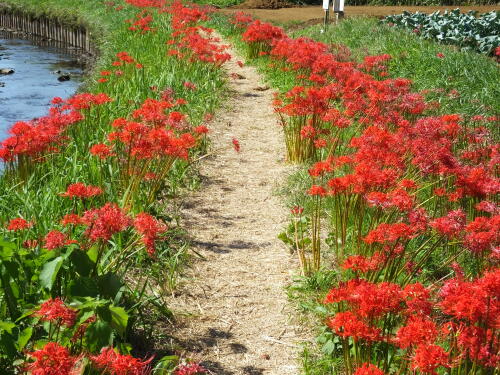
[0,1,228,373]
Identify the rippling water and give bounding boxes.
[0,32,83,142]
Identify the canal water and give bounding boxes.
[0,32,83,142]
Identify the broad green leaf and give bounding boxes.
[69,277,99,297]
[87,244,99,263]
[97,272,123,300]
[17,327,33,350]
[0,332,17,357]
[109,305,128,336]
[0,239,15,260]
[0,321,16,334]
[70,250,94,277]
[39,256,64,290]
[85,321,113,352]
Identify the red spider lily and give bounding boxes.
[6,217,32,231]
[307,185,327,197]
[134,213,168,256]
[402,282,433,316]
[242,20,286,58]
[429,209,466,239]
[439,268,499,326]
[456,325,500,368]
[33,298,77,327]
[65,93,112,110]
[82,203,131,242]
[353,363,385,375]
[90,143,114,159]
[60,213,83,226]
[365,188,414,212]
[126,10,156,34]
[90,346,153,375]
[475,200,499,214]
[411,344,449,375]
[43,230,75,250]
[230,11,253,29]
[324,279,402,318]
[341,252,385,273]
[24,342,78,375]
[363,222,414,244]
[174,363,207,375]
[395,316,438,348]
[0,93,111,164]
[464,215,500,254]
[326,311,381,342]
[194,125,209,134]
[61,183,103,199]
[238,13,500,374]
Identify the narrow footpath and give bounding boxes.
[167,38,306,374]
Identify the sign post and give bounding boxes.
[322,0,330,32]
[333,0,344,23]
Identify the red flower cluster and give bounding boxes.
[61,183,103,199]
[126,10,156,33]
[82,203,131,242]
[6,217,32,231]
[134,213,167,256]
[165,1,230,66]
[91,347,153,375]
[353,363,385,375]
[0,94,110,163]
[33,298,77,327]
[25,342,77,375]
[242,19,286,45]
[43,230,74,250]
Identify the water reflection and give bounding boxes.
[0,31,84,142]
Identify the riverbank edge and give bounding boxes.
[0,2,97,67]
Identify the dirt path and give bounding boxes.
[167,37,306,374]
[222,5,499,23]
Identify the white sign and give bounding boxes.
[333,0,344,12]
[323,0,329,10]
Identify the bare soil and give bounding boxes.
[223,4,499,23]
[165,36,307,374]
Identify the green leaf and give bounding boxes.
[17,327,33,350]
[0,332,17,358]
[0,239,15,260]
[97,272,123,299]
[277,232,292,245]
[39,256,64,290]
[87,244,99,263]
[70,251,95,277]
[0,321,16,334]
[322,339,336,356]
[109,305,128,336]
[69,277,99,297]
[85,321,113,352]
[154,355,179,373]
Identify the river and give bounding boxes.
[0,32,83,142]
